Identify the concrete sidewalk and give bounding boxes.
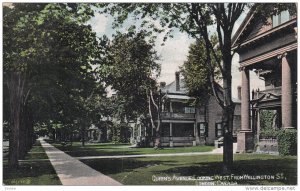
[39,139,122,186]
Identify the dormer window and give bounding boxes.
[272,10,290,27]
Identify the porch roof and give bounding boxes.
[164,94,195,100]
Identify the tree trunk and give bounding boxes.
[81,123,85,146]
[154,90,162,148]
[7,72,25,168]
[221,44,235,173]
[222,105,235,173]
[147,89,161,149]
[19,116,26,160]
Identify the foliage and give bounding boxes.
[99,31,160,121]
[277,129,297,156]
[97,2,251,168]
[259,128,278,139]
[259,110,275,130]
[110,123,131,143]
[3,3,105,166]
[180,35,221,104]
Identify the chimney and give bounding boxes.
[237,86,241,100]
[160,82,166,88]
[175,71,180,91]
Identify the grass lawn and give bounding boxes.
[81,154,297,185]
[3,140,62,185]
[49,141,214,157]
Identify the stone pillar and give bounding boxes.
[280,53,293,128]
[237,67,254,153]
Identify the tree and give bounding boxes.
[98,2,247,172]
[98,31,161,147]
[99,2,297,172]
[3,3,101,167]
[180,35,221,104]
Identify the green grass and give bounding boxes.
[50,141,214,157]
[81,154,297,185]
[3,140,62,185]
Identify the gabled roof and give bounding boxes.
[232,4,297,50]
[160,79,241,103]
[160,79,188,95]
[231,5,256,48]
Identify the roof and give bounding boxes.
[160,79,241,103]
[231,6,256,48]
[232,4,297,50]
[160,79,188,95]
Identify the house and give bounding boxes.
[232,4,297,153]
[151,72,241,147]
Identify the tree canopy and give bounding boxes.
[180,35,221,104]
[3,3,105,167]
[98,31,160,121]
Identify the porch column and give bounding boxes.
[169,123,173,147]
[241,68,250,131]
[170,101,173,113]
[237,67,254,153]
[193,122,197,146]
[139,125,142,137]
[280,53,293,128]
[257,109,260,141]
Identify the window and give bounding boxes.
[215,122,223,138]
[198,122,208,137]
[161,123,170,137]
[172,123,194,137]
[272,10,290,27]
[184,107,195,114]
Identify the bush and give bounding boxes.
[110,123,131,143]
[260,128,278,139]
[277,129,297,156]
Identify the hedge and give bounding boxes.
[277,129,297,156]
[260,128,278,139]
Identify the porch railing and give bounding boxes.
[161,112,195,119]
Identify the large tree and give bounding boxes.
[99,2,247,172]
[180,35,221,103]
[98,31,161,147]
[3,3,101,167]
[99,3,297,171]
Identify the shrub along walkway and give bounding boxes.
[39,138,122,186]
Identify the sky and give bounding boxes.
[87,5,265,99]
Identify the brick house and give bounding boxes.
[151,72,241,147]
[232,4,297,153]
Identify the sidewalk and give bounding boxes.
[73,143,237,160]
[39,139,122,186]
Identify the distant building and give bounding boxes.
[232,4,297,153]
[150,72,241,147]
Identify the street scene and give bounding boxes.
[2,2,298,188]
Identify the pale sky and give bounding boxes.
[88,7,265,99]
